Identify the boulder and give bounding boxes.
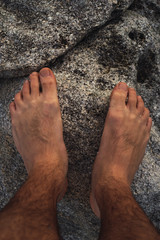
[0,0,133,78]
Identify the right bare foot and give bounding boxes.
[9,68,68,200]
[90,82,152,218]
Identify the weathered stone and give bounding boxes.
[128,0,160,31]
[0,0,133,78]
[54,13,160,237]
[0,4,160,238]
[53,10,160,236]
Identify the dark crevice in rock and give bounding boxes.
[128,0,144,10]
[109,9,124,24]
[98,34,136,68]
[49,55,65,70]
[137,49,157,85]
[128,30,145,42]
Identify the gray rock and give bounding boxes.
[0,0,133,78]
[128,0,160,31]
[0,1,160,240]
[54,11,160,236]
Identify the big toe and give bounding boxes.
[39,68,57,99]
[110,82,128,109]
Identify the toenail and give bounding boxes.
[118,82,128,91]
[40,69,51,77]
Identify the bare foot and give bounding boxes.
[9,68,68,200]
[90,82,152,218]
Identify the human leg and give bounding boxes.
[90,83,160,240]
[0,68,68,240]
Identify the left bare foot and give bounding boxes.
[90,82,152,218]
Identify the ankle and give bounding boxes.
[29,162,66,181]
[22,171,65,206]
[95,176,131,213]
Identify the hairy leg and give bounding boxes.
[0,68,68,240]
[90,83,160,240]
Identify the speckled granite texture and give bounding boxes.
[0,0,133,78]
[0,0,160,239]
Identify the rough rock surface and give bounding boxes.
[0,0,160,239]
[129,0,160,31]
[0,0,133,78]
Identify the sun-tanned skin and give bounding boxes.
[0,68,68,240]
[0,68,159,240]
[90,82,160,239]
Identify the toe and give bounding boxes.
[147,117,152,132]
[110,82,128,109]
[29,72,39,98]
[39,68,57,99]
[137,96,144,115]
[14,91,23,108]
[143,107,150,124]
[9,101,16,117]
[22,80,30,100]
[128,88,137,111]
